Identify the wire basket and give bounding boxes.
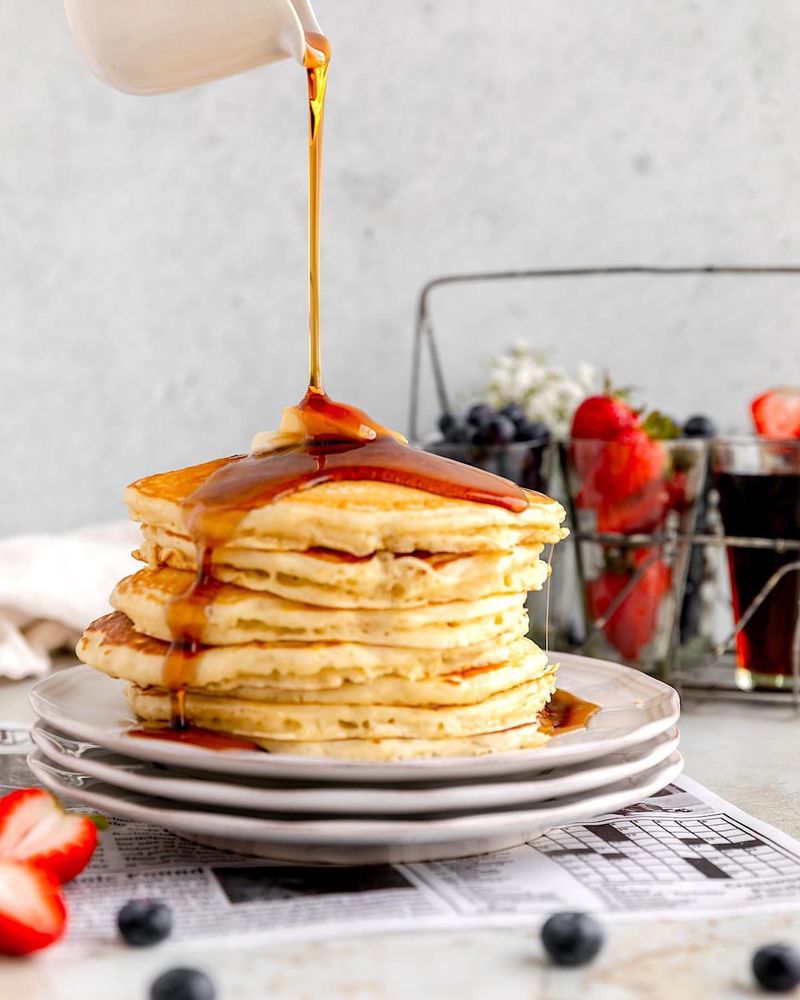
[408,264,800,709]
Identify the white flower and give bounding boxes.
[484,345,596,439]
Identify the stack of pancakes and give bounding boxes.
[78,458,568,760]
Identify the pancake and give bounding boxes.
[125,670,557,741]
[216,657,551,706]
[79,613,549,705]
[79,612,525,689]
[77,426,573,761]
[112,567,529,648]
[137,528,549,608]
[126,461,568,556]
[224,722,552,760]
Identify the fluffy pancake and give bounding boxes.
[216,659,550,706]
[112,567,529,648]
[219,722,552,760]
[78,436,572,759]
[125,670,557,741]
[79,611,525,689]
[79,613,549,705]
[136,528,549,608]
[125,462,567,556]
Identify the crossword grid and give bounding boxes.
[534,815,800,883]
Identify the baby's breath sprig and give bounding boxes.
[484,343,596,439]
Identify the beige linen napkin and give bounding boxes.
[0,522,140,680]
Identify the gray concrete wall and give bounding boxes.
[3,0,800,533]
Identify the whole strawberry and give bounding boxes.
[571,391,673,515]
[571,395,640,441]
[594,429,666,503]
[588,554,671,661]
[597,481,670,534]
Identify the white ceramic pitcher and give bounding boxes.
[63,0,322,95]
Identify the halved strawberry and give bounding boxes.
[0,789,98,884]
[751,388,800,439]
[571,395,640,441]
[0,861,66,955]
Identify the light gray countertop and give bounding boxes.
[1,676,798,1000]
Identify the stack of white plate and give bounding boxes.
[28,653,682,864]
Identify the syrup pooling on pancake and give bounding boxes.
[182,390,529,548]
[164,389,534,724]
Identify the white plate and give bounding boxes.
[31,720,680,816]
[30,657,680,783]
[27,749,683,865]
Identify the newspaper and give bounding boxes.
[2,722,799,955]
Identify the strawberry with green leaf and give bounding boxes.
[594,429,666,502]
[571,386,681,530]
[571,394,640,442]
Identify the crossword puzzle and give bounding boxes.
[534,814,800,883]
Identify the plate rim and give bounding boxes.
[27,748,684,846]
[30,720,681,816]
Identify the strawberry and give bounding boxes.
[587,570,627,623]
[665,470,690,513]
[588,554,671,661]
[606,558,671,661]
[572,440,608,505]
[571,395,640,442]
[594,429,665,503]
[0,861,66,955]
[597,481,670,534]
[751,387,800,439]
[0,789,98,884]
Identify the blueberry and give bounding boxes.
[150,968,215,1000]
[438,412,470,444]
[500,402,527,427]
[447,419,471,444]
[515,420,551,444]
[752,944,800,993]
[473,415,516,446]
[438,411,458,436]
[451,423,472,444]
[118,900,173,947]
[540,912,604,967]
[487,414,517,445]
[467,402,495,426]
[683,414,717,438]
[469,423,488,444]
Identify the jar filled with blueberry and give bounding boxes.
[427,401,553,493]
